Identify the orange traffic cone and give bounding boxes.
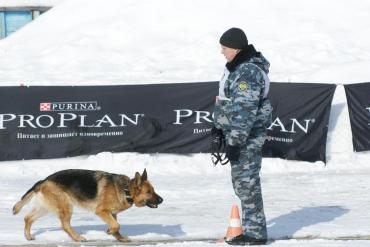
[225,204,243,241]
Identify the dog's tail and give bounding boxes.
[13,180,44,215]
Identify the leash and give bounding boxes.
[211,151,229,166]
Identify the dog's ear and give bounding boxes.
[142,169,147,181]
[134,171,142,187]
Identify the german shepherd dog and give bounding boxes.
[13,169,163,242]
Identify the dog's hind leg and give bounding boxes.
[58,207,86,242]
[41,182,86,242]
[95,209,130,242]
[24,206,47,240]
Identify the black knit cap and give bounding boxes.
[219,27,248,49]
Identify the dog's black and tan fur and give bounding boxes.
[13,169,163,242]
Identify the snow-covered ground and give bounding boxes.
[1,0,370,246]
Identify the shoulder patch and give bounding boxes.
[238,81,248,91]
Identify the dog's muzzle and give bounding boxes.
[146,195,163,208]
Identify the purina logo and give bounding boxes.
[40,101,100,112]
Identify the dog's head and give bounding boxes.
[132,169,163,208]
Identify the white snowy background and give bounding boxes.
[1,0,370,246]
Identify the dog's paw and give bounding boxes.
[25,235,35,241]
[117,236,131,242]
[74,236,87,242]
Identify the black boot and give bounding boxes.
[226,234,267,245]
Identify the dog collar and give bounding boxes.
[123,188,134,205]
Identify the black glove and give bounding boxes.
[225,145,241,161]
[211,126,224,153]
[211,126,229,166]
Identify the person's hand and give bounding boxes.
[226,145,241,161]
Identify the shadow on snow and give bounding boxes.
[33,223,185,238]
[267,206,349,238]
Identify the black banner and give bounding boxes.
[262,83,336,163]
[344,82,370,152]
[0,82,335,162]
[0,83,217,161]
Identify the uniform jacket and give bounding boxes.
[214,45,272,146]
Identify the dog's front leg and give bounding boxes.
[95,210,130,242]
[105,213,117,234]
